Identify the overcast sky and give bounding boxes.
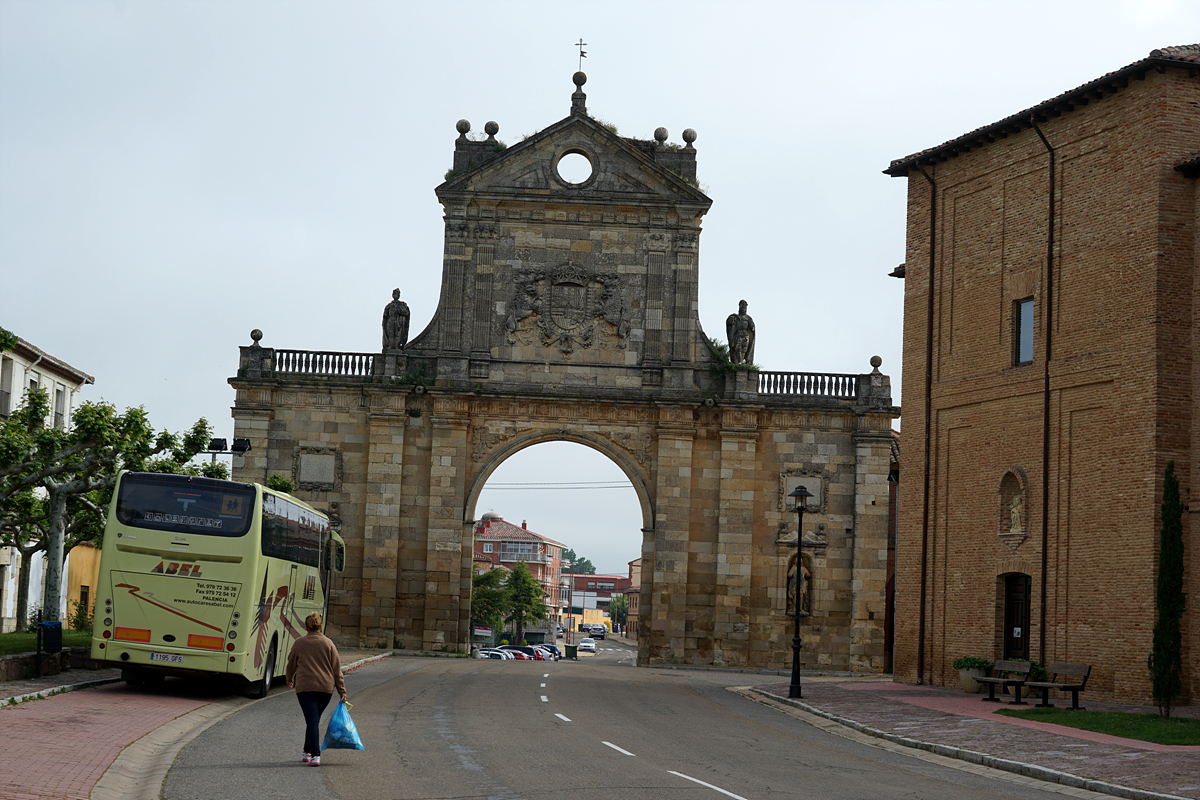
[1,0,1194,574]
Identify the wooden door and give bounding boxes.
[1003,574,1031,660]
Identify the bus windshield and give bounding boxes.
[115,472,256,537]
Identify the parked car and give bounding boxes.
[590,626,606,640]
[477,648,513,660]
[534,645,561,661]
[500,645,545,661]
[577,637,596,653]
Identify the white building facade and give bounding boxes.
[0,336,94,631]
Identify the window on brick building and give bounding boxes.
[1015,298,1034,365]
[483,543,493,553]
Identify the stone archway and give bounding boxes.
[229,75,898,672]
[464,428,654,533]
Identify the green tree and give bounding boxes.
[561,547,596,575]
[1148,460,1185,718]
[470,568,509,638]
[608,593,628,630]
[0,327,17,353]
[0,388,212,623]
[504,561,548,644]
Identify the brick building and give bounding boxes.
[886,45,1199,703]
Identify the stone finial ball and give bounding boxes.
[682,128,697,144]
[456,119,471,134]
[870,355,883,369]
[484,121,499,136]
[251,329,263,344]
[654,127,668,143]
[573,71,587,87]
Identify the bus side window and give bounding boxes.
[335,541,345,573]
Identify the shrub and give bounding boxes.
[951,656,993,671]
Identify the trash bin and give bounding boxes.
[565,644,577,660]
[39,620,63,655]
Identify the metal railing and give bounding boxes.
[273,350,376,377]
[757,371,858,398]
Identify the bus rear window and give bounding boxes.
[116,473,255,537]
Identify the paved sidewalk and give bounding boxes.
[0,647,390,800]
[754,678,1200,800]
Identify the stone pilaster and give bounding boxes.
[713,408,760,667]
[647,407,695,663]
[851,421,894,671]
[424,398,470,651]
[356,410,406,648]
[230,405,273,484]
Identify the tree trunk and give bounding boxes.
[43,488,68,622]
[15,542,43,630]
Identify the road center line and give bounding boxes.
[668,771,748,800]
[602,741,636,756]
[543,673,549,678]
[540,695,548,702]
[555,713,571,722]
[540,683,546,687]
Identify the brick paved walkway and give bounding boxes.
[0,682,210,800]
[757,679,1200,799]
[0,648,389,800]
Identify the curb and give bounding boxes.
[6,676,122,706]
[746,687,1191,800]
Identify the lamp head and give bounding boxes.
[231,438,252,454]
[788,485,813,509]
[207,438,227,453]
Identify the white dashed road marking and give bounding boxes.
[602,742,636,756]
[540,696,548,702]
[555,713,571,722]
[668,771,749,800]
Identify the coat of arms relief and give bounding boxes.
[505,262,631,356]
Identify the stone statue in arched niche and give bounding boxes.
[786,551,812,616]
[998,467,1029,553]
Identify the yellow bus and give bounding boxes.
[90,471,345,697]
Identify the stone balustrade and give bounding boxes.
[757,371,857,398]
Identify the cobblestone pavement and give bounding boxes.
[756,679,1200,800]
[0,648,390,800]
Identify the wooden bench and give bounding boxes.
[1026,663,1091,710]
[976,659,1032,705]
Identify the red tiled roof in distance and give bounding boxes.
[474,514,566,549]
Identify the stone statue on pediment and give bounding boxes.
[726,299,755,364]
[383,288,410,351]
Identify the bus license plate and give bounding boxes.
[150,653,183,664]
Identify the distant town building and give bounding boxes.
[0,335,95,632]
[472,513,565,619]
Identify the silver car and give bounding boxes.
[578,637,596,653]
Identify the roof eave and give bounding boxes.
[884,55,1192,177]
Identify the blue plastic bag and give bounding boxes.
[321,700,364,751]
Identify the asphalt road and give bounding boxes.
[165,642,1078,800]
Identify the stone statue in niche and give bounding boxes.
[726,299,756,364]
[787,552,811,616]
[1009,493,1024,534]
[382,288,410,351]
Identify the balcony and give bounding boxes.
[500,550,552,564]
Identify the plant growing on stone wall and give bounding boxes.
[266,473,295,494]
[1148,460,1184,718]
[708,338,760,379]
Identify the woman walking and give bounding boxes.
[286,612,347,766]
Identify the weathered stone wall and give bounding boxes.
[229,75,899,671]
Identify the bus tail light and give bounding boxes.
[226,643,235,651]
[102,630,111,639]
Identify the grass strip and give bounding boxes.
[997,706,1200,746]
[0,629,93,655]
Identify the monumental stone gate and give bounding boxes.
[229,74,899,671]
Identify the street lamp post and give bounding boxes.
[787,485,813,699]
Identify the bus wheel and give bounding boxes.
[250,642,276,699]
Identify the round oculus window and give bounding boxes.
[556,152,593,185]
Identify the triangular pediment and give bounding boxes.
[437,114,711,206]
